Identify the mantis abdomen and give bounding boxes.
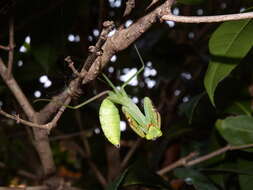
[99,98,121,147]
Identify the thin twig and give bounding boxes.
[88,160,107,188]
[7,16,14,79]
[0,97,71,130]
[74,101,91,156]
[123,0,135,17]
[157,152,198,175]
[49,97,71,127]
[121,138,142,169]
[49,131,88,141]
[0,45,9,51]
[70,142,107,187]
[0,57,35,119]
[0,161,38,180]
[185,146,230,167]
[81,20,115,84]
[186,144,253,166]
[147,0,160,10]
[65,56,81,78]
[73,103,107,187]
[162,11,253,23]
[157,144,253,175]
[0,109,52,129]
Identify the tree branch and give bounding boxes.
[162,11,253,23]
[157,144,253,175]
[0,58,35,119]
[0,96,70,130]
[82,0,174,84]
[0,109,52,130]
[7,16,14,79]
[0,161,38,180]
[121,138,142,169]
[157,152,198,175]
[0,45,10,51]
[66,141,107,187]
[0,56,56,175]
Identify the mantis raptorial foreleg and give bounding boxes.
[122,106,146,138]
[34,90,110,109]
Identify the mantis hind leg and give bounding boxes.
[122,106,145,138]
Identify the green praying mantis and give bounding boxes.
[35,45,162,147]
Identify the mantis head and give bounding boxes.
[146,126,163,140]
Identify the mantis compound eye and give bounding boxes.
[146,126,163,140]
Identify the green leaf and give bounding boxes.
[216,115,253,149]
[106,169,129,190]
[174,168,218,190]
[204,19,253,106]
[106,160,171,190]
[224,100,252,116]
[123,160,171,189]
[238,159,253,190]
[179,92,205,124]
[177,0,205,5]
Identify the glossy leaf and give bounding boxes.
[216,115,253,149]
[224,100,252,116]
[204,19,253,105]
[174,168,218,190]
[107,160,171,190]
[106,169,129,190]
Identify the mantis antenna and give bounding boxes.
[121,44,145,89]
[102,73,119,93]
[101,44,145,92]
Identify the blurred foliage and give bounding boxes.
[0,0,253,190]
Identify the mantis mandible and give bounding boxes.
[35,45,162,147]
